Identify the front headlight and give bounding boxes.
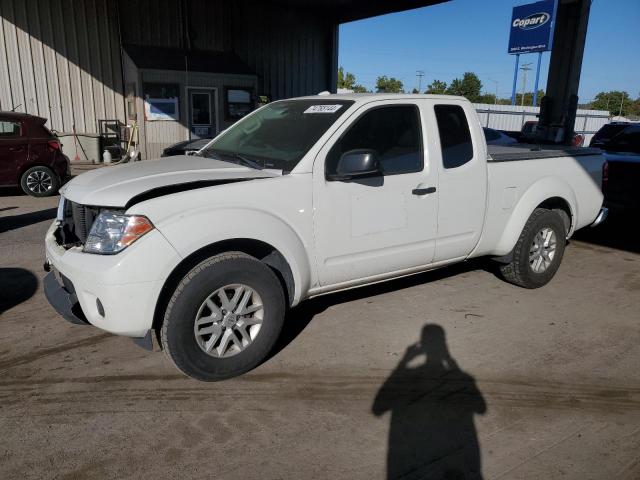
[83,211,154,255]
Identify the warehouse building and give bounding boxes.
[0,0,592,160]
[0,0,448,159]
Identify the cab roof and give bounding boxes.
[292,92,468,104]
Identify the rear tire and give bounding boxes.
[499,208,566,289]
[20,166,60,197]
[161,252,285,381]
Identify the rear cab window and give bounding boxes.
[434,104,474,169]
[607,128,640,154]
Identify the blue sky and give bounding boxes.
[338,0,640,101]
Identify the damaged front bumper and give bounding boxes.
[43,269,88,326]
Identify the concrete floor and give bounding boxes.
[1,190,639,480]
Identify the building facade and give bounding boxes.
[1,0,444,160]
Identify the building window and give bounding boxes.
[144,83,180,121]
[225,87,254,120]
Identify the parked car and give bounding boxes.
[589,121,635,149]
[0,112,70,197]
[161,138,212,157]
[519,120,584,147]
[44,94,606,381]
[483,127,517,145]
[599,124,640,211]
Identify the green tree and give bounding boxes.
[376,76,404,93]
[425,79,447,94]
[337,66,369,92]
[446,72,482,102]
[476,93,497,104]
[337,67,356,90]
[515,90,545,106]
[589,91,636,116]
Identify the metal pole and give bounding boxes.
[488,78,498,104]
[520,62,532,107]
[416,71,425,93]
[533,52,543,106]
[511,54,520,106]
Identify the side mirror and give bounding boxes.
[328,149,381,181]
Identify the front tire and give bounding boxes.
[20,166,60,197]
[499,208,566,289]
[161,252,285,381]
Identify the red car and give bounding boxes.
[0,112,70,197]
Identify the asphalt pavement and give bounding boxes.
[1,191,639,480]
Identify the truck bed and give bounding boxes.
[488,144,602,162]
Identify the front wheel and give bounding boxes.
[499,208,566,289]
[161,252,285,381]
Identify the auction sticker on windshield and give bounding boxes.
[304,104,343,113]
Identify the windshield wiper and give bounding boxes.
[232,152,264,170]
[202,150,263,170]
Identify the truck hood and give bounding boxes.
[60,155,280,207]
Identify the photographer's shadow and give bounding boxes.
[372,324,486,480]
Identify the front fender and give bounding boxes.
[493,176,577,256]
[156,207,312,305]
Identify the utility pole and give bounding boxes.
[619,94,625,117]
[416,71,425,93]
[488,78,498,104]
[520,62,532,107]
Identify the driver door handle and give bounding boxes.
[412,186,436,195]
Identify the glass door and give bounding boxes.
[188,88,216,139]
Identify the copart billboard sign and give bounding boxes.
[508,1,556,54]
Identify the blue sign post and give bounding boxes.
[508,1,556,105]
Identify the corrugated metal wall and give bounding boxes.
[0,0,125,133]
[473,103,610,144]
[1,0,335,155]
[118,0,334,101]
[230,2,335,100]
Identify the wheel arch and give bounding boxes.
[492,177,577,256]
[152,238,296,333]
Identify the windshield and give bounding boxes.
[201,99,354,171]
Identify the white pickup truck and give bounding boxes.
[44,94,607,381]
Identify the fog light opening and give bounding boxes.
[96,298,105,317]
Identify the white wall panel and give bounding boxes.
[0,0,125,133]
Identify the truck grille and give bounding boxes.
[57,199,98,245]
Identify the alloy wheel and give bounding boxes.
[193,284,264,358]
[529,227,557,273]
[26,170,53,194]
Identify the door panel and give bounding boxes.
[430,102,487,261]
[313,101,438,287]
[188,89,216,140]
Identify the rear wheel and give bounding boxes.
[161,252,285,381]
[499,208,566,289]
[20,166,60,197]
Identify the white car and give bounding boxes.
[44,94,607,381]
